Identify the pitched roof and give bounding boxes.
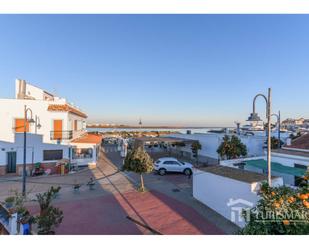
[71,133,102,144]
[284,133,309,150]
[47,104,87,118]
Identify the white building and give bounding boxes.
[0,79,102,176]
[165,132,266,164]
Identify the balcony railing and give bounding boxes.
[50,130,73,140]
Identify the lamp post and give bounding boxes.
[247,88,272,186]
[271,111,281,148]
[35,115,42,134]
[22,106,35,196]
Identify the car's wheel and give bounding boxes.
[184,168,192,176]
[158,168,167,176]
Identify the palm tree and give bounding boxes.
[217,135,247,160]
[191,141,202,164]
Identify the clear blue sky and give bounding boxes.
[0,15,309,126]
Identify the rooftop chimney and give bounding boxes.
[16,79,27,99]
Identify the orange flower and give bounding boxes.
[303,200,309,208]
[279,198,284,204]
[288,197,296,203]
[283,220,290,225]
[299,194,308,200]
[271,192,276,196]
[273,202,280,208]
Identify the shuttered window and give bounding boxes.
[15,119,29,133]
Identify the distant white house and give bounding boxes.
[165,132,267,163]
[0,79,102,176]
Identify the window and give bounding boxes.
[163,161,176,165]
[14,119,29,133]
[74,120,78,131]
[72,148,93,159]
[43,150,63,161]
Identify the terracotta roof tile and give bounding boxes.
[48,104,87,118]
[71,133,102,144]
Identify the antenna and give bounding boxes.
[139,117,142,128]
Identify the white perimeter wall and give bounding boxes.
[193,168,283,227]
[167,133,266,159]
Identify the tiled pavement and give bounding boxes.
[1,145,239,234]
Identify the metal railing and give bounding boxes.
[50,130,73,140]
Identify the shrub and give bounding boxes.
[239,172,309,235]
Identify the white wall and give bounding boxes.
[0,98,86,145]
[166,133,266,159]
[193,168,283,227]
[0,133,69,166]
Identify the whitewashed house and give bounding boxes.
[0,79,102,176]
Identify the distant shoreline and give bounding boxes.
[86,125,234,129]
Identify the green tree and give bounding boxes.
[217,135,247,160]
[36,186,63,235]
[239,172,309,235]
[191,141,202,164]
[123,147,154,192]
[269,136,283,149]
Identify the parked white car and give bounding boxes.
[154,157,193,176]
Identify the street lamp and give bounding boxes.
[271,111,281,148]
[35,115,42,134]
[247,88,272,186]
[22,106,35,196]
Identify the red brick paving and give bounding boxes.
[28,190,223,235]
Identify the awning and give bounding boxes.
[245,159,307,177]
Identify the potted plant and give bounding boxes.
[4,196,15,208]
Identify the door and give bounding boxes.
[7,152,17,173]
[74,120,78,131]
[53,120,63,140]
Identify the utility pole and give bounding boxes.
[267,88,272,186]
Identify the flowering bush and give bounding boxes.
[239,172,309,235]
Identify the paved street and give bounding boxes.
[0,145,239,235]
